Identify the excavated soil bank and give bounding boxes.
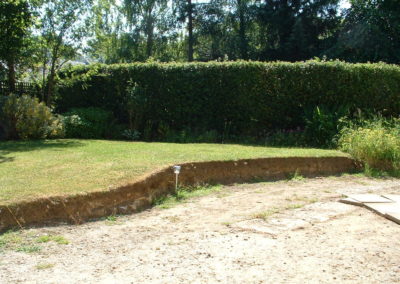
[0,156,357,232]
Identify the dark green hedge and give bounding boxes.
[56,60,400,140]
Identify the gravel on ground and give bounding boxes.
[1,175,400,284]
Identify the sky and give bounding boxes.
[341,0,351,9]
[192,0,352,7]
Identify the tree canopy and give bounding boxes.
[0,0,32,89]
[1,0,399,95]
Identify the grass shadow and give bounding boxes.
[0,139,84,164]
[0,156,15,164]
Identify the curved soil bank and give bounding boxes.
[0,156,358,232]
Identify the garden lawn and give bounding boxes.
[0,139,347,205]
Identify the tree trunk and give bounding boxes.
[187,0,194,62]
[145,12,154,58]
[46,49,58,106]
[6,56,16,94]
[238,0,248,60]
[46,63,56,106]
[46,40,61,106]
[41,52,47,102]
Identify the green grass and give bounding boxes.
[285,203,306,210]
[338,118,400,174]
[154,185,222,209]
[0,139,346,205]
[16,245,41,253]
[252,208,281,220]
[103,215,125,226]
[35,263,55,270]
[0,230,68,253]
[36,235,69,245]
[288,170,305,181]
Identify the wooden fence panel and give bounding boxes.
[0,81,42,97]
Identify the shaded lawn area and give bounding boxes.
[0,139,347,205]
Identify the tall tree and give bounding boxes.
[188,0,194,61]
[330,0,400,63]
[174,0,199,61]
[36,0,91,104]
[86,0,127,63]
[234,0,250,59]
[123,0,169,60]
[0,0,33,92]
[227,0,259,60]
[195,1,227,60]
[258,0,340,61]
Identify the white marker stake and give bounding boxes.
[173,165,181,190]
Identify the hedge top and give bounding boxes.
[60,59,400,72]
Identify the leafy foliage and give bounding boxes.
[0,94,64,140]
[331,0,400,63]
[0,0,32,60]
[258,0,341,61]
[57,60,400,142]
[338,117,400,172]
[121,129,141,141]
[264,128,306,148]
[0,0,33,90]
[37,0,92,105]
[303,105,350,147]
[62,107,113,139]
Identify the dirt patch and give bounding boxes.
[0,176,399,283]
[0,156,357,232]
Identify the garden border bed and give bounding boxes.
[0,156,358,232]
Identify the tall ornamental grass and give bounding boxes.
[338,118,400,173]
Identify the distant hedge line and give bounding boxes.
[56,61,400,139]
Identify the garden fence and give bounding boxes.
[0,81,41,97]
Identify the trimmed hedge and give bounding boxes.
[56,60,400,140]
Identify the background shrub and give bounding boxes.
[264,128,306,147]
[121,129,140,141]
[62,107,114,139]
[0,94,64,140]
[338,118,400,172]
[303,105,350,148]
[56,60,400,142]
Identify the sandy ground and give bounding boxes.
[1,175,400,284]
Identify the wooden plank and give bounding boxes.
[364,203,400,216]
[385,213,400,225]
[347,194,394,203]
[382,194,400,203]
[339,198,363,206]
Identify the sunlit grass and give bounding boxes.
[0,139,346,204]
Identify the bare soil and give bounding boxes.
[1,175,400,284]
[0,156,356,231]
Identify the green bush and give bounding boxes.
[303,105,350,148]
[338,118,400,172]
[264,128,306,147]
[0,94,64,140]
[56,60,400,141]
[121,129,141,140]
[63,107,114,139]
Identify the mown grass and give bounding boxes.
[0,139,346,205]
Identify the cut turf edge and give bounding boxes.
[0,156,359,232]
